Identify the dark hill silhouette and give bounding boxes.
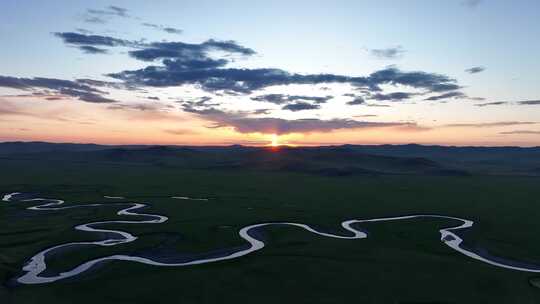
[2,141,539,176]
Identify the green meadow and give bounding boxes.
[1,158,540,303]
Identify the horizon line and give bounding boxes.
[2,140,540,149]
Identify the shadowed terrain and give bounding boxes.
[3,142,540,176]
[1,142,540,303]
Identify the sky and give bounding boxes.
[1,0,540,146]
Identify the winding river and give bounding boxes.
[3,192,540,285]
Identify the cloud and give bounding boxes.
[54,32,135,47]
[127,39,255,62]
[163,27,183,35]
[76,78,136,91]
[107,103,165,111]
[282,102,321,112]
[364,103,392,107]
[105,102,181,121]
[369,46,405,59]
[499,130,540,135]
[353,114,378,118]
[473,99,540,106]
[251,94,332,105]
[444,121,537,128]
[184,108,414,134]
[179,96,222,113]
[108,6,129,17]
[369,92,415,101]
[346,96,365,105]
[84,5,130,23]
[465,66,485,74]
[364,67,462,92]
[0,100,72,122]
[109,63,462,95]
[252,109,272,115]
[0,75,117,103]
[142,23,183,35]
[424,91,466,101]
[251,94,289,104]
[78,45,108,54]
[517,100,540,105]
[53,32,463,97]
[474,101,509,107]
[48,31,467,124]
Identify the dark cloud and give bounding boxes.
[474,100,540,106]
[424,91,466,101]
[185,108,413,134]
[365,103,392,107]
[346,96,365,105]
[54,32,134,47]
[191,96,216,106]
[370,92,415,101]
[163,27,183,35]
[444,121,537,128]
[78,45,108,54]
[107,103,162,112]
[147,96,160,100]
[474,101,509,107]
[465,66,485,74]
[53,32,462,97]
[142,23,183,35]
[369,46,405,59]
[51,32,466,114]
[353,114,378,118]
[109,64,462,96]
[179,96,222,112]
[282,102,321,112]
[251,94,332,105]
[251,94,289,104]
[128,39,255,62]
[75,78,135,90]
[252,109,272,115]
[517,100,540,105]
[0,75,117,103]
[290,95,332,104]
[366,68,461,92]
[499,130,540,135]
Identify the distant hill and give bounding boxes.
[344,144,540,175]
[1,141,539,176]
[0,141,111,154]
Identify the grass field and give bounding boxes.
[1,158,540,303]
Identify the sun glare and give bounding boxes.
[270,134,279,147]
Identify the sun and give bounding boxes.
[270,134,279,147]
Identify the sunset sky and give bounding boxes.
[1,0,539,146]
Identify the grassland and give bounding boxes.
[1,158,540,303]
